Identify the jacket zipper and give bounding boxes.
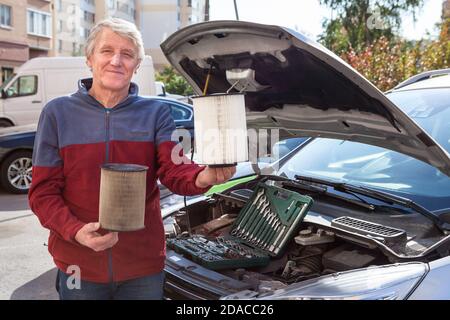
[105,109,114,283]
[105,109,111,162]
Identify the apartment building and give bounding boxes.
[0,0,51,84]
[51,0,137,57]
[140,0,207,71]
[54,0,207,70]
[0,0,205,83]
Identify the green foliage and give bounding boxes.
[320,0,449,91]
[319,0,423,54]
[340,35,450,91]
[155,66,194,96]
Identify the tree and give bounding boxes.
[155,66,194,96]
[319,0,424,54]
[341,35,449,91]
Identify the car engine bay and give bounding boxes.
[164,178,450,296]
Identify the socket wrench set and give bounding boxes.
[167,183,313,270]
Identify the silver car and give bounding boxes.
[160,20,450,300]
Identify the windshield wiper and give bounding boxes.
[294,174,449,232]
[262,175,376,211]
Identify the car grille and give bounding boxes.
[164,272,222,300]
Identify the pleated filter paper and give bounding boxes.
[193,93,248,166]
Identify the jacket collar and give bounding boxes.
[75,78,140,110]
[77,78,139,97]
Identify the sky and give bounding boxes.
[209,0,444,41]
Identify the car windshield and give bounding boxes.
[278,88,450,211]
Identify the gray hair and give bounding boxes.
[85,17,145,61]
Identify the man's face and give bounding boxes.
[87,28,140,92]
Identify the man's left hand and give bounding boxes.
[195,166,237,188]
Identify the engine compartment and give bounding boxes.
[164,182,450,294]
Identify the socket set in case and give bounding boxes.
[167,183,313,270]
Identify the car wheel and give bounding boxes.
[0,151,33,194]
[0,119,13,128]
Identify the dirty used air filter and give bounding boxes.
[192,93,248,166]
[99,163,148,232]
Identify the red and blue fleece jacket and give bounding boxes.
[28,78,210,283]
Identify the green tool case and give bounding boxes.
[167,183,313,270]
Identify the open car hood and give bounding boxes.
[161,20,450,176]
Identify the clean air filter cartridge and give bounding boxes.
[192,93,248,166]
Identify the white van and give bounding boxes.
[0,55,155,127]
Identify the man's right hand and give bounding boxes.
[75,222,119,252]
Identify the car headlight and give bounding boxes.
[263,263,428,300]
[224,263,428,300]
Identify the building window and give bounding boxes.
[27,9,52,37]
[79,28,89,39]
[1,67,13,84]
[117,2,129,14]
[58,40,63,53]
[57,19,63,32]
[56,0,62,12]
[108,0,115,9]
[83,11,95,23]
[42,14,48,35]
[0,4,12,27]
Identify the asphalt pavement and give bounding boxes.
[0,187,58,300]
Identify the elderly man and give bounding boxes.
[28,18,236,300]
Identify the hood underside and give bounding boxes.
[161,20,450,176]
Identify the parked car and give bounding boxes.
[155,81,190,103]
[160,20,450,300]
[0,97,194,194]
[0,56,156,128]
[0,124,35,193]
[157,96,195,140]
